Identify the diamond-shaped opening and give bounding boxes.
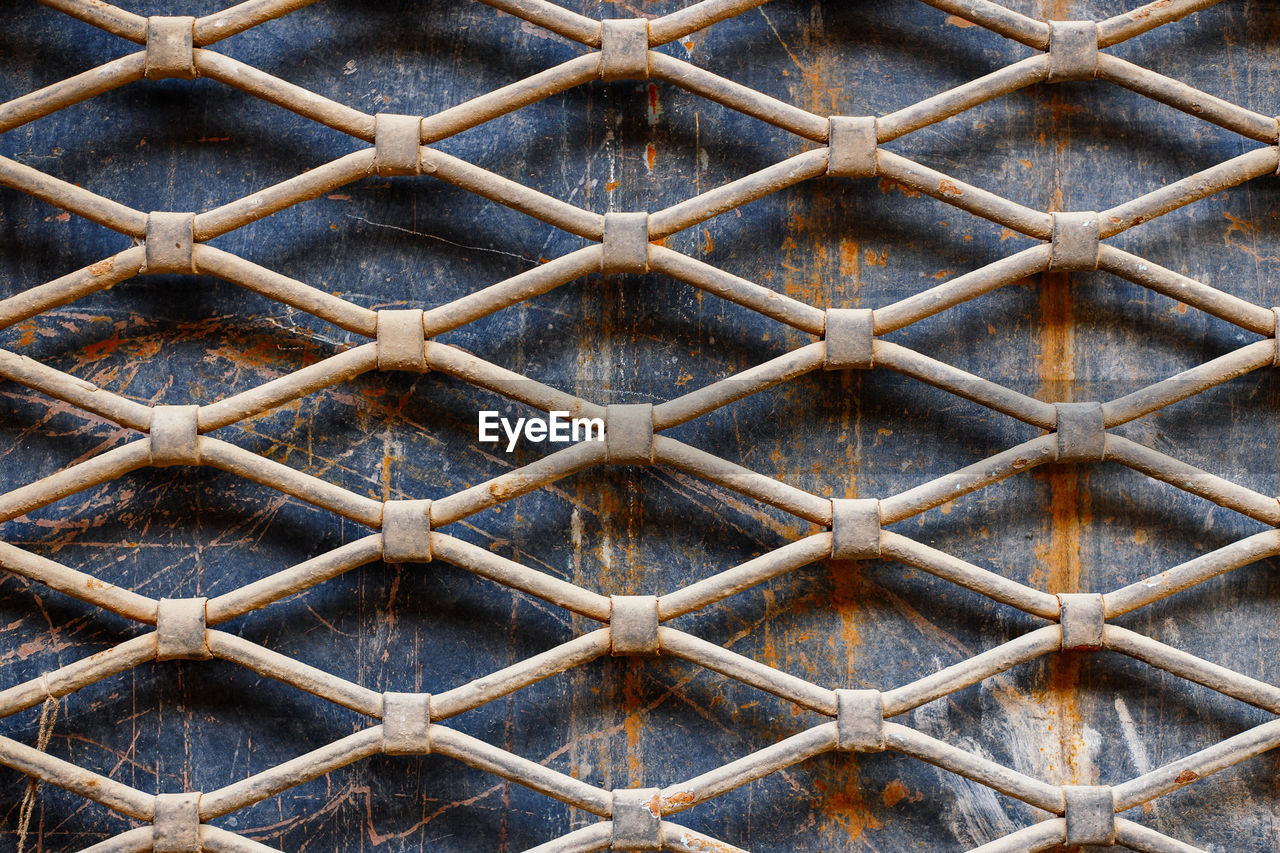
[662,540,1049,699]
[1102,362,1279,485]
[0,661,368,828]
[651,0,1030,129]
[572,646,831,781]
[647,157,1039,313]
[220,0,594,123]
[1066,458,1277,585]
[0,6,139,101]
[229,552,584,697]
[0,467,364,604]
[903,642,1276,773]
[454,274,809,397]
[664,363,1042,489]
[805,654,1276,846]
[869,256,1276,412]
[664,746,1035,850]
[0,79,362,219]
[450,457,815,603]
[239,174,590,322]
[1098,0,1272,118]
[1090,176,1280,322]
[0,569,140,694]
[885,73,1262,205]
[0,263,365,363]
[450,74,817,213]
[0,189,139,292]
[209,746,574,851]
[1112,745,1280,849]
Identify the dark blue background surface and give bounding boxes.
[3,0,1280,849]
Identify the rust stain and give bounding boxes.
[771,32,887,842]
[836,238,859,277]
[938,178,962,197]
[87,256,115,277]
[1031,241,1093,786]
[773,43,864,524]
[680,835,740,853]
[1030,0,1093,791]
[1175,769,1198,784]
[944,14,977,28]
[813,774,884,841]
[829,558,862,680]
[1131,0,1173,18]
[877,177,920,198]
[661,789,696,811]
[881,778,919,808]
[13,319,38,347]
[883,779,908,807]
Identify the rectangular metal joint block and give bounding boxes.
[611,787,662,850]
[831,498,881,560]
[606,403,654,464]
[1058,593,1105,650]
[1064,785,1115,845]
[153,792,202,853]
[826,116,878,178]
[145,212,195,274]
[602,212,650,274]
[382,499,433,562]
[601,19,650,81]
[145,17,197,80]
[823,308,875,370]
[1054,401,1105,463]
[836,688,885,751]
[1272,307,1280,365]
[156,598,211,661]
[150,405,200,466]
[610,595,659,656]
[377,309,428,371]
[374,113,423,176]
[1047,21,1099,83]
[382,691,432,754]
[1048,211,1099,271]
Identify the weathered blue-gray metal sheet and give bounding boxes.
[3,0,1280,850]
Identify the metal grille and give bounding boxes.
[2,0,1279,850]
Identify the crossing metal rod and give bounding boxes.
[0,0,1274,850]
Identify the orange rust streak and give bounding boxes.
[1035,240,1091,790]
[1033,8,1093,788]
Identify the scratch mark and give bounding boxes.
[343,215,540,265]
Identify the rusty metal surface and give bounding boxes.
[4,0,1280,850]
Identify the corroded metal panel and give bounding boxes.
[3,0,1280,851]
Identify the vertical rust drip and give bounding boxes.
[1033,0,1095,828]
[769,8,882,840]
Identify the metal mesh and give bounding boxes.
[1,0,1279,850]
